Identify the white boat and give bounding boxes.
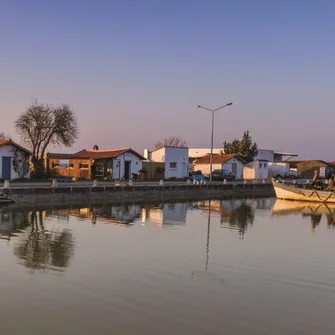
[0,193,14,204]
[272,179,335,203]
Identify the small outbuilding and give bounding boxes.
[243,160,269,180]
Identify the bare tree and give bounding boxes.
[0,132,7,140]
[154,136,188,149]
[15,100,79,178]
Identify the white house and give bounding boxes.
[47,147,144,180]
[148,146,188,179]
[243,160,269,180]
[193,154,245,179]
[0,139,31,181]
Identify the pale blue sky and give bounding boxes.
[1,0,334,159]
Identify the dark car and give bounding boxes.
[211,169,235,181]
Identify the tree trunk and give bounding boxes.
[31,156,46,178]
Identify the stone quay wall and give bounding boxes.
[2,183,275,207]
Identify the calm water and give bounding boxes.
[1,198,335,334]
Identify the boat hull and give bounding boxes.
[272,180,335,203]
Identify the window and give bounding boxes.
[79,163,89,169]
[170,162,177,169]
[259,163,262,168]
[264,163,267,167]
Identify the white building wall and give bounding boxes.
[188,148,223,158]
[150,148,166,162]
[222,158,244,180]
[254,149,274,162]
[243,161,269,180]
[164,147,188,179]
[112,152,143,179]
[0,144,30,180]
[149,147,188,179]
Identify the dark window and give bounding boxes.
[79,163,89,169]
[259,163,262,168]
[170,162,177,169]
[52,161,58,168]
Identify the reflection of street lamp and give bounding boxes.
[205,199,212,272]
[197,102,233,184]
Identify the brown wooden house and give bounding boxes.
[292,160,335,179]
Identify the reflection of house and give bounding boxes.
[0,209,30,241]
[193,154,244,179]
[0,138,31,180]
[47,205,142,225]
[47,145,145,180]
[147,146,188,179]
[142,203,187,227]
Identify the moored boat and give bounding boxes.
[272,179,335,203]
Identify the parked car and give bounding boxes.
[211,169,235,181]
[190,170,206,182]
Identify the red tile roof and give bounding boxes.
[47,148,145,160]
[0,139,31,154]
[194,154,245,165]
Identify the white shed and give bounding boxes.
[243,160,269,180]
[149,146,188,179]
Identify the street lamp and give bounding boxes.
[197,102,233,184]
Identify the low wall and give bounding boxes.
[1,183,274,207]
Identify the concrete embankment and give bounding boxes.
[1,182,275,207]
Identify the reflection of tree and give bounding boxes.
[221,202,255,237]
[302,213,322,231]
[14,211,75,272]
[326,214,335,228]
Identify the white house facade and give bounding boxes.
[112,151,143,180]
[0,139,30,181]
[243,160,269,180]
[149,147,189,179]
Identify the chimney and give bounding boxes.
[93,145,99,150]
[143,149,149,160]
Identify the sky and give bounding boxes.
[1,0,334,160]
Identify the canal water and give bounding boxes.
[1,198,335,334]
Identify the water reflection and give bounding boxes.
[43,203,188,228]
[272,199,335,231]
[0,208,30,242]
[192,199,255,238]
[13,211,75,273]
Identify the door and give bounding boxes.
[231,163,237,177]
[124,161,131,179]
[2,157,11,180]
